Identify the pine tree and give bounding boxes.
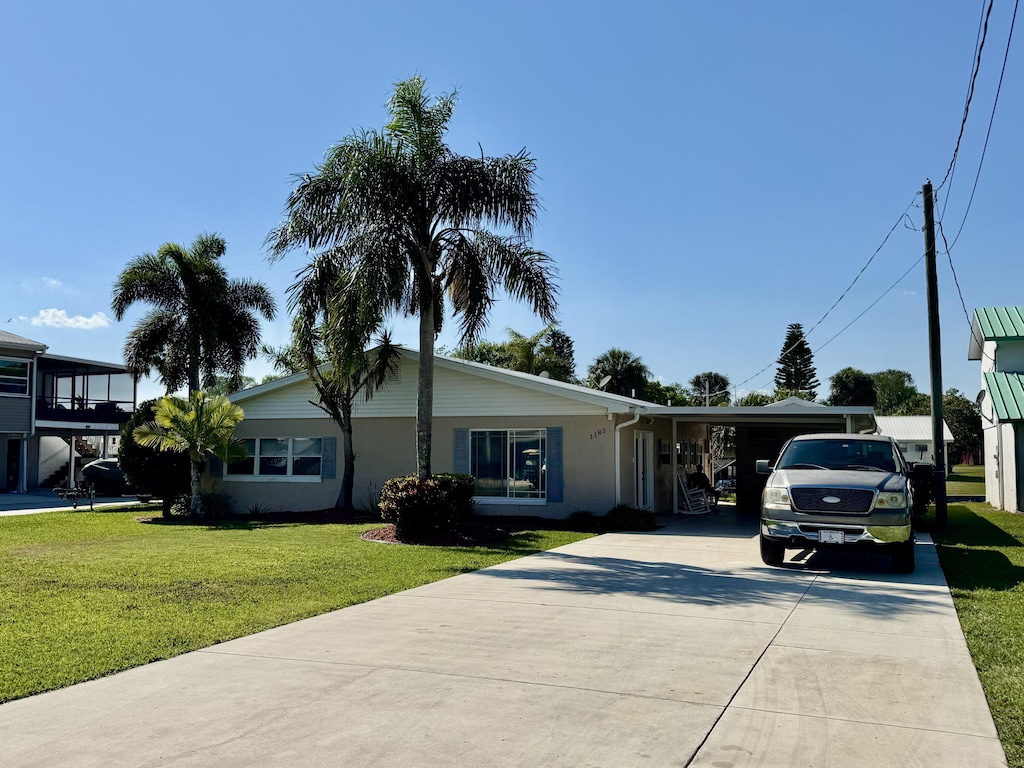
[775,323,819,400]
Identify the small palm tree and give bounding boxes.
[112,233,276,395]
[289,275,402,511]
[267,76,558,480]
[133,392,247,518]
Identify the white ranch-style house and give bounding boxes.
[218,351,876,516]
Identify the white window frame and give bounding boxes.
[223,437,323,483]
[0,356,30,398]
[469,428,547,506]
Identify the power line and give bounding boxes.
[939,0,1018,251]
[936,0,995,197]
[814,255,924,355]
[934,0,1016,366]
[725,195,919,396]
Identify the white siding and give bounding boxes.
[238,359,608,420]
[996,340,1024,373]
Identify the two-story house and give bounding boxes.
[0,329,135,493]
[968,306,1024,512]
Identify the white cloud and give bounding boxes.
[29,309,111,329]
[19,276,75,294]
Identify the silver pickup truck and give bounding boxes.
[756,433,915,572]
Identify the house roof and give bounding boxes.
[0,329,47,353]
[230,349,654,414]
[968,306,1024,360]
[875,415,953,443]
[230,349,876,427]
[983,371,1024,422]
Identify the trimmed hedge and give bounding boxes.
[379,473,476,537]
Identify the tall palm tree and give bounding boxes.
[133,391,246,518]
[112,233,277,395]
[267,76,558,479]
[586,348,650,398]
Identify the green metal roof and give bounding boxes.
[976,307,1024,339]
[983,371,1024,422]
[969,307,1024,359]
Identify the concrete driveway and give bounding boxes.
[0,509,1006,767]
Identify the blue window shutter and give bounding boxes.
[546,427,563,503]
[453,428,469,474]
[208,454,223,477]
[322,437,337,479]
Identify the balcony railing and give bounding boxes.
[36,398,134,425]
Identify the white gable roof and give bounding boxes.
[875,415,953,443]
[230,349,651,419]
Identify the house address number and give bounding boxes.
[589,428,607,439]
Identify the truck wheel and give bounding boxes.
[892,536,916,573]
[760,535,785,566]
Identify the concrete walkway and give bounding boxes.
[0,489,148,516]
[0,510,1006,767]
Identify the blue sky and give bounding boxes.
[3,1,1021,404]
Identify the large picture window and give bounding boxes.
[0,357,30,396]
[470,429,546,499]
[226,437,323,480]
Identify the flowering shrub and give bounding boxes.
[378,473,476,537]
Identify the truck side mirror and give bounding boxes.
[755,459,772,475]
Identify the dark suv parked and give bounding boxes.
[756,433,915,572]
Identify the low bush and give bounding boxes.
[567,510,599,531]
[170,491,234,519]
[379,473,476,537]
[603,504,657,532]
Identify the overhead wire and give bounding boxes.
[936,0,995,200]
[721,195,920,399]
[936,0,1017,365]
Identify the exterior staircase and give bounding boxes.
[40,437,100,487]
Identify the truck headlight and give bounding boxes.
[765,487,790,505]
[874,492,908,509]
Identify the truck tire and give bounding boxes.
[760,535,785,566]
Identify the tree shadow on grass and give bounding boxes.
[929,505,1024,592]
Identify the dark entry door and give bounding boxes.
[6,438,20,491]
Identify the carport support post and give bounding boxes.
[922,179,948,533]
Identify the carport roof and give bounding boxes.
[650,402,876,430]
[983,371,1024,422]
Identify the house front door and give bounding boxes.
[634,430,654,510]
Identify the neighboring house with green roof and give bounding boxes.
[968,306,1024,512]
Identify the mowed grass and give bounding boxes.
[931,503,1024,767]
[0,509,591,704]
[946,464,986,496]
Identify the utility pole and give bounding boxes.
[922,180,948,533]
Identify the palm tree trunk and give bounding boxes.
[338,397,355,511]
[189,460,203,518]
[416,296,435,480]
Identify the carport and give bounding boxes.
[659,398,877,511]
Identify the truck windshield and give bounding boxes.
[777,439,899,472]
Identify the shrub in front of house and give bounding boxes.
[603,504,657,532]
[379,473,476,537]
[170,491,234,519]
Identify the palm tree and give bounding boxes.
[586,348,650,398]
[112,233,277,395]
[267,76,558,480]
[133,391,247,518]
[289,272,402,511]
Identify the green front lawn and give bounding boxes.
[946,464,986,496]
[932,503,1024,767]
[0,509,591,704]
